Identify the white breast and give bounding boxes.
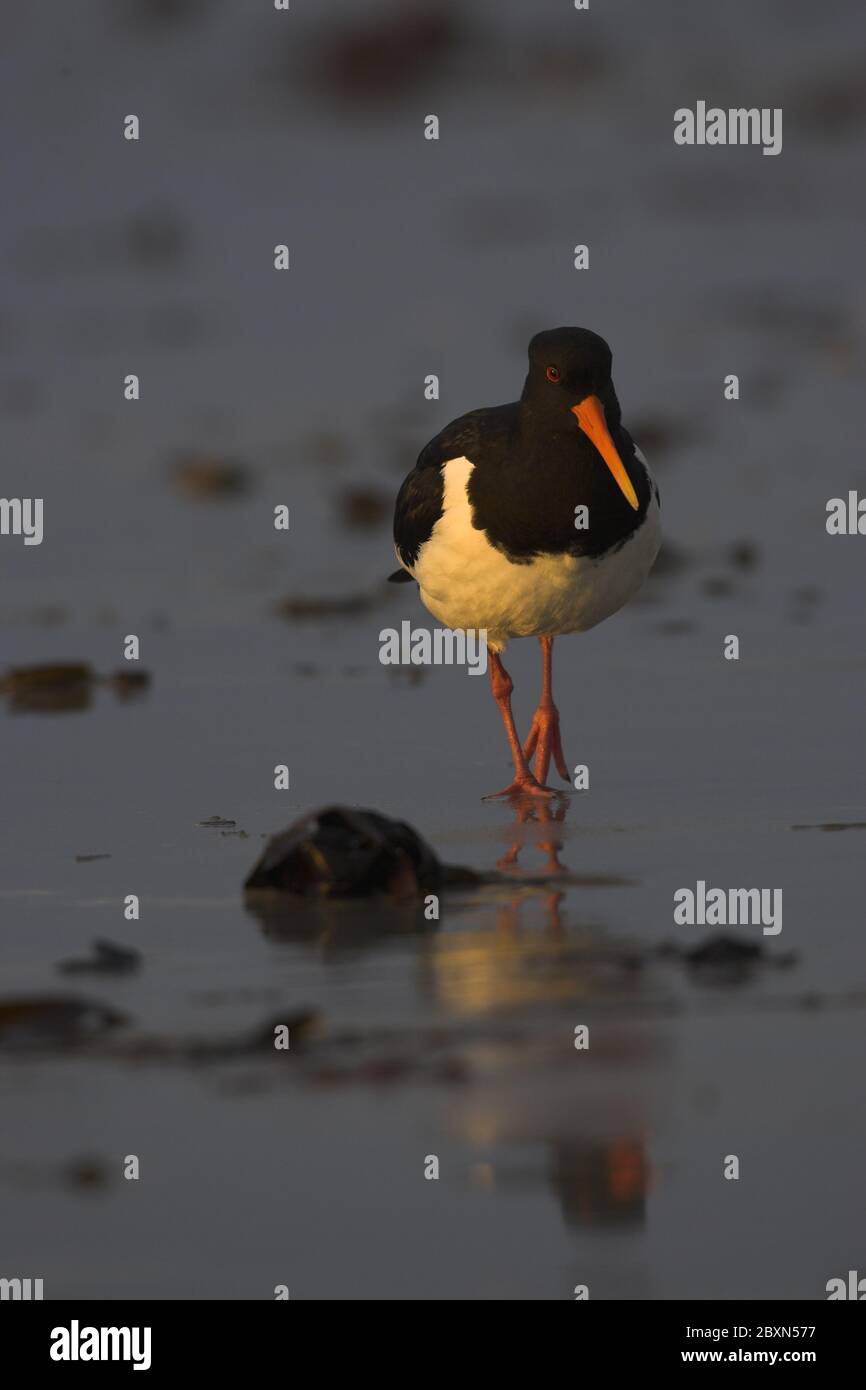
[404,456,660,651]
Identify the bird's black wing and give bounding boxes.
[391,406,515,571]
[392,463,445,570]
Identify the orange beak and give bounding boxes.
[571,395,639,511]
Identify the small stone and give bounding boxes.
[244,806,444,899]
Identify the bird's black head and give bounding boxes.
[520,326,638,511]
[522,327,615,413]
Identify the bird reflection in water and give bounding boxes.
[426,798,643,1016]
[459,1103,652,1234]
[494,794,570,934]
[550,1135,650,1228]
[496,794,569,875]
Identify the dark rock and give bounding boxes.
[0,997,128,1052]
[681,935,763,967]
[58,940,142,976]
[658,933,797,978]
[1,662,94,713]
[1,662,93,692]
[244,806,445,899]
[274,592,376,620]
[2,663,152,712]
[107,669,151,698]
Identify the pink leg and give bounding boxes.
[522,637,571,786]
[483,651,555,800]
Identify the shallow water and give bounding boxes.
[2,0,865,1298]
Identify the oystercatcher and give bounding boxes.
[389,327,660,798]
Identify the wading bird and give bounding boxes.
[390,327,660,798]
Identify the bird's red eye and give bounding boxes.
[546,365,560,383]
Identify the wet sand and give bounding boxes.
[2,0,865,1298]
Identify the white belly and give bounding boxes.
[406,457,660,651]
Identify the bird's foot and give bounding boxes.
[482,774,558,802]
[522,701,571,786]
